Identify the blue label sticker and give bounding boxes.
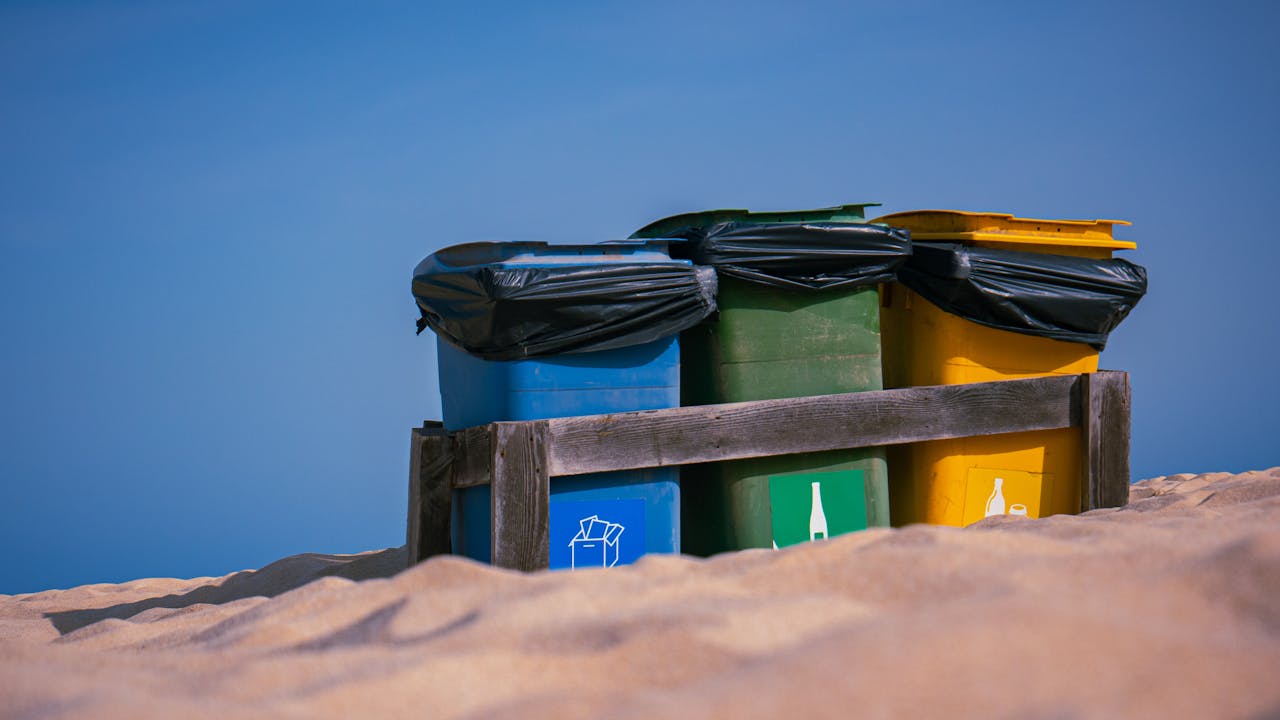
[549,498,646,570]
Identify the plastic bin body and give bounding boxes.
[873,211,1136,527]
[634,205,889,556]
[434,241,684,569]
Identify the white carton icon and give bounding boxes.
[568,515,625,569]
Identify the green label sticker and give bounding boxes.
[768,470,867,548]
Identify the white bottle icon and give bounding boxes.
[985,477,1006,518]
[809,481,828,541]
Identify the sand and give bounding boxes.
[2,468,1278,719]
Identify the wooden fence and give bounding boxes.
[407,371,1130,571]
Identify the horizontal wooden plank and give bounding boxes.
[544,374,1083,477]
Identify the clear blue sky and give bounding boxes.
[2,1,1277,594]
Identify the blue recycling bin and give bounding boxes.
[430,240,688,570]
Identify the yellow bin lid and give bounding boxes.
[871,210,1136,250]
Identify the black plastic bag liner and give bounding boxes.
[412,241,718,361]
[648,222,912,291]
[897,242,1148,349]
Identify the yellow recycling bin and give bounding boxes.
[873,210,1139,527]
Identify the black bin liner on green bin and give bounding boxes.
[664,221,912,290]
[897,242,1149,350]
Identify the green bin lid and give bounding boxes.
[630,203,881,238]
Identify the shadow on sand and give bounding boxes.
[44,546,406,635]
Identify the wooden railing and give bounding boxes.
[407,371,1130,571]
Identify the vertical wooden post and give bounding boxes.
[407,423,452,566]
[490,421,551,571]
[407,429,425,566]
[1080,371,1131,511]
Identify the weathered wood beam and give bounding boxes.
[489,421,551,571]
[1080,371,1131,511]
[543,374,1083,477]
[407,423,452,565]
[407,428,426,566]
[450,424,494,489]
[412,371,1131,569]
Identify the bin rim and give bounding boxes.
[631,203,882,238]
[871,210,1136,250]
[421,238,690,270]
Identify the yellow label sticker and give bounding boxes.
[962,467,1050,525]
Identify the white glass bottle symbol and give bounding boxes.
[809,481,828,541]
[985,477,1006,518]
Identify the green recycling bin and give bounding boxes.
[632,204,909,555]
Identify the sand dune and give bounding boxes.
[3,468,1278,719]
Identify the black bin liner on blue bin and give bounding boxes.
[651,222,913,291]
[412,242,718,361]
[897,242,1149,350]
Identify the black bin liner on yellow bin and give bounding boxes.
[897,242,1148,350]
